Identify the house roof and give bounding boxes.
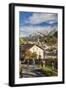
[20,44,44,51]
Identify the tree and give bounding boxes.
[31,52,37,69]
[19,37,28,45]
[31,52,37,60]
[24,50,32,60]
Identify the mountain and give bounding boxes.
[53,31,57,37]
[48,29,57,37]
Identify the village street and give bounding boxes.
[21,64,46,78]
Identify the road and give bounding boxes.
[20,64,46,78]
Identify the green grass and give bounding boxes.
[41,66,58,76]
[36,64,57,76]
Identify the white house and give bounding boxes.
[29,44,44,59]
[20,44,44,59]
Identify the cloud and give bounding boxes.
[46,20,57,24]
[19,12,58,37]
[26,13,57,25]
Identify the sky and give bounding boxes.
[19,12,58,37]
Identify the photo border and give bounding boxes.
[9,3,65,87]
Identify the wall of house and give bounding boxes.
[29,45,44,59]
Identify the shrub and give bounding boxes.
[41,68,57,76]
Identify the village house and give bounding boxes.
[20,44,44,59]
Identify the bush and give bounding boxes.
[41,68,57,76]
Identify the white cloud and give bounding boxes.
[47,20,56,24]
[27,13,57,24]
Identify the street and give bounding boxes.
[20,64,46,78]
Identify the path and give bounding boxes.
[21,64,46,78]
